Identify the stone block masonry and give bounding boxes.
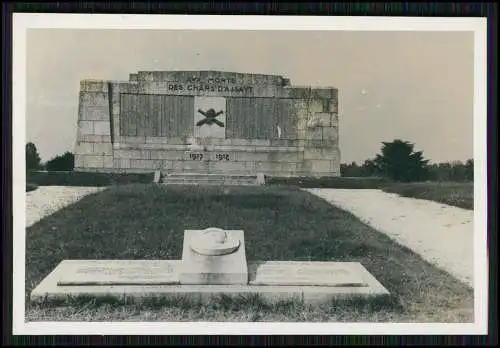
[74,82,114,171]
[74,71,341,178]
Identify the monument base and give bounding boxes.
[179,229,248,285]
[30,260,389,306]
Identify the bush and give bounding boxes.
[46,152,75,172]
[26,171,154,187]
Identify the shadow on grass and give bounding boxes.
[25,184,474,322]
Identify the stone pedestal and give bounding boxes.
[178,228,248,285]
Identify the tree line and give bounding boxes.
[26,139,474,182]
[341,160,474,182]
[341,139,473,182]
[26,142,74,172]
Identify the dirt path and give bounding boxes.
[26,186,106,228]
[304,189,474,288]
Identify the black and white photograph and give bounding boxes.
[13,14,488,335]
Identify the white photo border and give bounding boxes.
[12,14,488,335]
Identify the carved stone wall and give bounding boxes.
[74,71,340,177]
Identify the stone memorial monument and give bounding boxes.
[73,71,341,181]
[31,227,389,305]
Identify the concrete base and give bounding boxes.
[179,230,248,285]
[30,260,389,305]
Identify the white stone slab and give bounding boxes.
[30,260,389,305]
[57,260,179,285]
[250,261,366,287]
[179,229,248,285]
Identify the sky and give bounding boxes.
[26,29,474,164]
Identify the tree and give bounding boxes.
[372,139,429,182]
[464,159,474,181]
[438,162,452,181]
[450,160,467,181]
[46,151,74,172]
[341,161,363,177]
[361,159,381,177]
[26,142,41,171]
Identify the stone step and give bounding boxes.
[160,173,262,186]
[164,182,258,186]
[162,177,257,183]
[163,182,258,186]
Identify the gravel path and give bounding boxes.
[26,186,106,228]
[304,189,474,288]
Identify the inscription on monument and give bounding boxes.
[57,261,179,285]
[168,77,253,94]
[168,84,253,93]
[215,153,230,161]
[190,153,204,160]
[187,77,238,84]
[188,153,231,161]
[251,262,367,287]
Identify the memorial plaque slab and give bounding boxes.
[57,260,179,285]
[250,261,367,287]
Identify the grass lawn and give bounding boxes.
[28,170,474,210]
[26,184,473,322]
[382,182,474,210]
